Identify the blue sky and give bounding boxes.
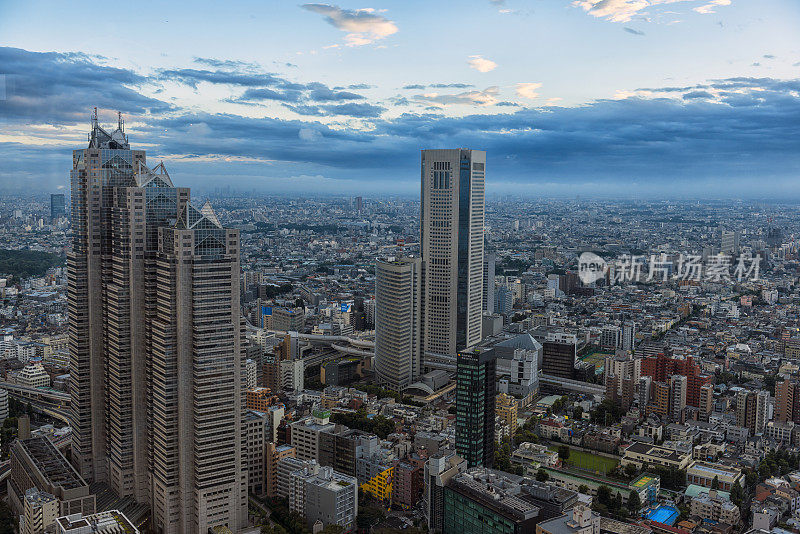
[1,0,799,196]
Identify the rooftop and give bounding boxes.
[20,436,87,490]
[56,510,138,534]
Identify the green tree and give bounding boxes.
[597,485,612,506]
[624,463,639,479]
[0,501,11,534]
[730,480,744,509]
[711,475,720,490]
[558,445,571,461]
[627,490,642,513]
[536,469,549,482]
[578,484,590,494]
[573,406,584,420]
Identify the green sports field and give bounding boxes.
[549,446,619,475]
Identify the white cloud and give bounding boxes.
[572,0,652,22]
[572,0,732,23]
[468,55,498,73]
[613,89,654,99]
[515,82,543,99]
[301,4,398,47]
[415,86,500,106]
[693,0,731,14]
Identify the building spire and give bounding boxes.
[118,111,124,133]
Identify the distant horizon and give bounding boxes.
[1,1,799,196]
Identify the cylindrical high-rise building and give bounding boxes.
[374,257,422,391]
[420,149,485,358]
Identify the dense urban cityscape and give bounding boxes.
[0,113,799,534]
[2,1,799,534]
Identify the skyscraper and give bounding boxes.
[150,203,247,531]
[68,114,246,532]
[420,149,485,357]
[374,257,422,391]
[50,193,66,220]
[454,348,496,468]
[482,251,495,314]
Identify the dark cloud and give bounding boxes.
[0,46,170,124]
[158,67,304,90]
[2,46,800,194]
[682,91,714,100]
[165,63,369,110]
[285,102,385,118]
[237,88,304,103]
[402,83,474,90]
[125,78,800,187]
[193,57,260,70]
[305,82,365,102]
[430,83,474,89]
[496,101,521,107]
[624,27,645,36]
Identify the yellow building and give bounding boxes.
[496,393,519,430]
[360,465,394,506]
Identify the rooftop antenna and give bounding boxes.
[118,111,124,132]
[92,107,98,126]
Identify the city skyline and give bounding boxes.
[1,1,799,196]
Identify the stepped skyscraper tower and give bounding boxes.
[68,111,247,533]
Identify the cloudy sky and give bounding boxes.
[1,0,799,196]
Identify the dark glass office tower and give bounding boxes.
[454,348,497,468]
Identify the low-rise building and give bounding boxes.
[8,437,95,519]
[686,461,744,492]
[690,489,740,525]
[55,511,138,534]
[497,393,519,431]
[22,488,59,534]
[621,442,692,471]
[536,502,652,534]
[511,443,559,469]
[290,410,336,461]
[287,463,358,531]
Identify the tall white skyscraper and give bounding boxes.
[420,149,485,356]
[374,257,422,391]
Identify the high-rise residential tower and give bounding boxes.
[374,256,422,391]
[420,149,485,357]
[68,114,247,532]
